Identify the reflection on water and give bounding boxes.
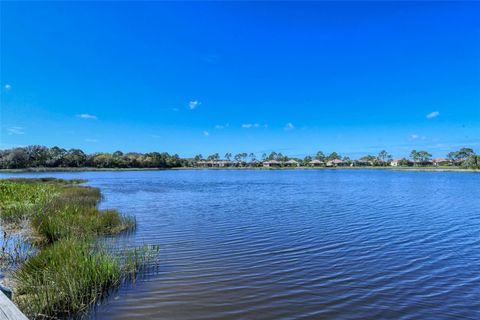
[2,170,480,319]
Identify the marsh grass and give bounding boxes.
[14,238,158,319]
[31,202,135,245]
[0,178,155,319]
[1,179,135,244]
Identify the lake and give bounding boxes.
[1,169,479,319]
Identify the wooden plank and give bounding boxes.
[0,291,28,320]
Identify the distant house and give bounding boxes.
[216,160,232,167]
[433,158,451,166]
[352,160,370,166]
[263,160,282,167]
[390,159,402,167]
[195,160,208,167]
[196,160,232,167]
[248,160,262,167]
[374,159,387,166]
[285,159,300,167]
[390,159,414,167]
[418,160,434,166]
[326,159,344,167]
[309,159,324,167]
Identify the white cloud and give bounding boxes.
[241,123,261,129]
[284,122,294,130]
[426,111,439,119]
[189,100,200,110]
[85,138,98,142]
[410,134,426,140]
[203,131,209,136]
[77,113,97,120]
[172,107,180,112]
[7,126,24,135]
[4,84,12,91]
[215,123,229,129]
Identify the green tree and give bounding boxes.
[410,150,420,165]
[377,150,391,165]
[462,155,480,169]
[47,146,67,167]
[207,153,220,161]
[417,151,432,162]
[411,150,431,165]
[327,152,340,161]
[266,152,277,161]
[448,147,475,162]
[360,155,376,162]
[315,151,326,161]
[63,149,87,167]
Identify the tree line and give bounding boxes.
[0,146,185,169]
[0,145,478,169]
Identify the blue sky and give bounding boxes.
[1,1,479,158]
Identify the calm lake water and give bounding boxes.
[2,169,480,319]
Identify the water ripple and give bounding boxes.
[2,170,479,319]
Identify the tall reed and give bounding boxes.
[0,178,157,319]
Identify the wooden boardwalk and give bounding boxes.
[0,291,28,320]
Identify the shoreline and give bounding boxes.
[0,166,478,173]
[0,178,155,318]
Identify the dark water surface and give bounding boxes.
[2,169,480,319]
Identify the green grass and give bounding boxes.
[14,238,158,318]
[0,178,156,319]
[0,179,135,242]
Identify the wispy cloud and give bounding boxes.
[410,134,426,140]
[241,123,267,129]
[284,122,295,130]
[215,123,229,129]
[77,113,97,120]
[426,111,439,119]
[242,123,259,129]
[203,131,209,136]
[4,84,11,91]
[7,126,25,135]
[189,100,200,110]
[85,138,98,143]
[172,107,180,112]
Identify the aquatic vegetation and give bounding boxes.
[0,178,156,319]
[14,238,158,318]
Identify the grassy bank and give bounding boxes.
[0,178,156,319]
